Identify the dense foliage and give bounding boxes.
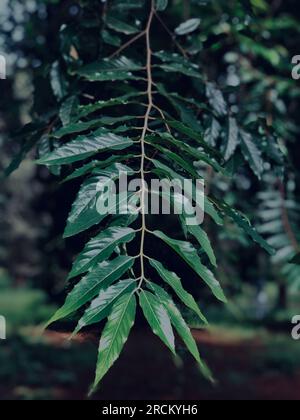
[3,0,300,393]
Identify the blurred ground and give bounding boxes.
[1,270,300,400]
[1,312,300,400]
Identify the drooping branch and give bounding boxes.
[137,1,155,288]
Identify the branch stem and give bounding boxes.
[138,2,155,289]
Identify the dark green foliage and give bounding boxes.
[6,0,300,394]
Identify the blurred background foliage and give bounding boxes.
[0,0,300,400]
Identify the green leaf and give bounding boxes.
[46,255,134,326]
[240,130,264,179]
[76,56,142,82]
[76,93,137,119]
[154,52,201,79]
[73,279,136,335]
[102,30,121,47]
[150,158,223,228]
[223,117,239,161]
[139,290,175,354]
[149,282,213,382]
[68,227,136,279]
[152,230,227,303]
[152,131,222,171]
[206,82,227,117]
[149,259,208,324]
[250,0,268,11]
[155,0,168,11]
[53,119,102,138]
[212,196,276,255]
[149,143,199,178]
[106,17,139,35]
[61,155,134,183]
[111,0,145,11]
[175,18,201,36]
[37,129,133,166]
[38,135,62,177]
[63,164,134,238]
[59,96,78,127]
[92,293,136,392]
[61,161,101,183]
[186,225,217,267]
[163,121,220,159]
[154,133,225,175]
[204,198,224,226]
[54,116,137,138]
[4,128,43,177]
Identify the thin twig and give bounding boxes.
[154,11,188,59]
[108,30,146,59]
[153,104,171,134]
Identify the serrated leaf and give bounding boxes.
[154,51,201,79]
[205,197,224,226]
[149,259,207,324]
[64,164,134,238]
[76,93,137,119]
[53,119,102,138]
[139,290,175,354]
[46,255,134,326]
[59,96,78,127]
[223,117,239,161]
[92,293,136,391]
[187,225,217,267]
[150,158,223,229]
[73,279,136,335]
[37,129,133,165]
[62,154,135,183]
[240,130,264,179]
[68,226,136,279]
[149,282,213,382]
[149,143,199,178]
[154,130,221,167]
[53,115,136,138]
[175,18,201,36]
[152,230,227,303]
[164,121,220,158]
[76,56,142,82]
